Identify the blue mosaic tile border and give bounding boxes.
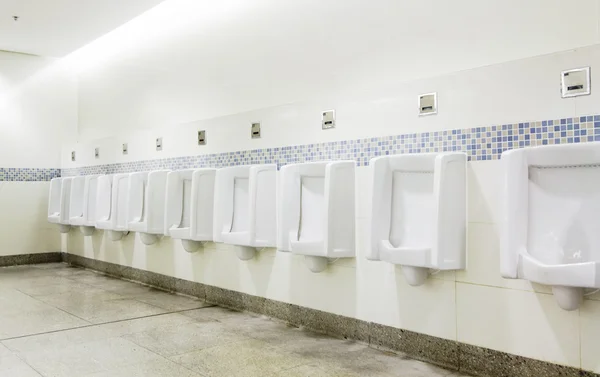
[0,168,61,182]
[61,114,600,177]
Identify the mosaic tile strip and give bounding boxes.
[0,168,61,181]
[61,115,600,177]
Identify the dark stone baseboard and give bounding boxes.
[0,252,62,267]
[60,253,598,377]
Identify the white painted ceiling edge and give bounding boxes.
[0,0,166,57]
[58,0,600,140]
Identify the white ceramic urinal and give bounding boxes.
[279,161,355,272]
[368,153,467,286]
[502,143,600,311]
[165,169,216,252]
[128,170,169,245]
[213,164,277,260]
[69,175,101,235]
[95,174,130,241]
[48,177,73,233]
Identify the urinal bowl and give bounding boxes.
[139,232,161,246]
[402,266,430,286]
[181,239,204,253]
[170,228,207,253]
[518,251,600,310]
[80,226,95,236]
[235,245,258,261]
[501,144,600,310]
[552,286,583,311]
[109,230,128,241]
[304,256,329,273]
[290,241,336,273]
[368,153,467,285]
[379,243,432,286]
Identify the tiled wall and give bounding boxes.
[0,51,76,256]
[62,114,600,177]
[60,124,600,374]
[60,44,600,374]
[0,168,61,182]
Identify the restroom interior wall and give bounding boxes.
[63,42,600,373]
[0,51,78,255]
[72,0,600,142]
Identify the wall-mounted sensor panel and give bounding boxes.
[561,67,591,98]
[122,143,128,155]
[198,130,206,145]
[251,122,261,139]
[94,148,99,159]
[322,110,335,129]
[71,151,76,162]
[418,93,437,116]
[156,137,163,151]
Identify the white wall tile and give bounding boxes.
[457,283,580,368]
[467,160,502,225]
[56,35,600,375]
[358,260,457,340]
[456,223,551,294]
[0,182,54,256]
[580,299,600,373]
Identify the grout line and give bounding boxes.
[0,324,94,342]
[0,306,214,342]
[578,303,583,369]
[454,280,554,295]
[14,352,45,377]
[15,287,93,324]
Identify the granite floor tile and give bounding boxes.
[0,289,53,316]
[130,291,211,311]
[81,358,202,377]
[30,263,66,269]
[36,289,124,307]
[55,298,168,324]
[3,313,195,355]
[123,320,249,357]
[0,343,12,357]
[218,315,303,344]
[16,281,96,297]
[170,338,308,377]
[20,337,162,377]
[181,306,258,322]
[269,364,371,377]
[0,353,42,377]
[82,277,165,296]
[0,263,484,377]
[0,275,76,289]
[0,307,89,339]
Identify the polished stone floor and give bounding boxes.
[0,263,469,377]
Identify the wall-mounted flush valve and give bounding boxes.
[322,110,335,129]
[561,67,591,98]
[198,130,206,145]
[418,93,437,116]
[251,123,261,139]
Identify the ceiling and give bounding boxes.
[0,0,165,57]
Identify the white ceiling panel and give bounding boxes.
[0,0,165,57]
